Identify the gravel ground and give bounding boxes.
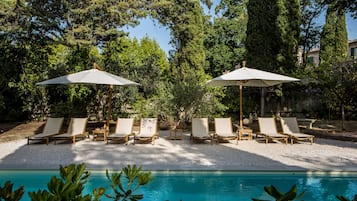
[0,130,356,171]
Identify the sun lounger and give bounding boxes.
[107,118,134,145]
[191,118,213,144]
[214,118,238,144]
[134,118,159,145]
[52,118,88,144]
[258,117,288,144]
[280,117,314,144]
[27,117,64,145]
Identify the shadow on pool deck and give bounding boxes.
[0,130,356,171]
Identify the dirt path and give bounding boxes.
[0,122,45,142]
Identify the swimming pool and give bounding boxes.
[1,171,356,201]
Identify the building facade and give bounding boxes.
[304,39,357,66]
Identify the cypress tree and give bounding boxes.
[246,0,280,71]
[277,0,301,73]
[320,4,348,66]
[335,10,348,61]
[320,5,337,65]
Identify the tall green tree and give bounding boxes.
[246,0,301,116]
[277,0,301,73]
[103,36,171,118]
[246,0,280,71]
[203,0,248,119]
[246,0,301,72]
[151,0,212,119]
[318,4,350,127]
[0,0,152,120]
[320,4,348,65]
[204,0,247,78]
[245,0,280,116]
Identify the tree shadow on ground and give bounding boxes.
[0,131,356,171]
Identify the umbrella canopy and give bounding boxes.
[36,69,139,86]
[206,67,299,128]
[206,67,299,87]
[37,66,139,128]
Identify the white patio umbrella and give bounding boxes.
[37,63,139,127]
[206,66,299,128]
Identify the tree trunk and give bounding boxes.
[341,103,345,130]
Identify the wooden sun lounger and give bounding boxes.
[258,117,288,144]
[280,117,314,144]
[214,118,238,144]
[27,117,64,145]
[52,118,88,144]
[107,118,134,145]
[191,118,213,144]
[133,118,159,145]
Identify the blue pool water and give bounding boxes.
[0,171,356,201]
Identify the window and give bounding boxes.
[307,56,315,64]
[351,48,356,59]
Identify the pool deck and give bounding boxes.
[0,131,356,171]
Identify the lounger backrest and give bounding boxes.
[281,117,300,134]
[43,117,64,135]
[258,117,278,134]
[115,118,134,134]
[67,118,88,135]
[214,118,232,134]
[192,118,209,137]
[139,118,157,135]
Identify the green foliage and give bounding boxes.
[103,36,170,118]
[203,0,248,118]
[28,163,105,201]
[300,0,324,68]
[320,4,348,66]
[313,60,357,122]
[246,0,300,73]
[276,0,300,73]
[0,181,24,201]
[152,0,211,119]
[204,0,247,77]
[246,0,280,71]
[321,0,357,18]
[252,184,305,201]
[105,165,152,201]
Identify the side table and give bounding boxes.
[92,128,108,141]
[238,128,253,140]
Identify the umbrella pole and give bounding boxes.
[240,85,243,129]
[107,85,113,130]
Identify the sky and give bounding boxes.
[126,4,357,55]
